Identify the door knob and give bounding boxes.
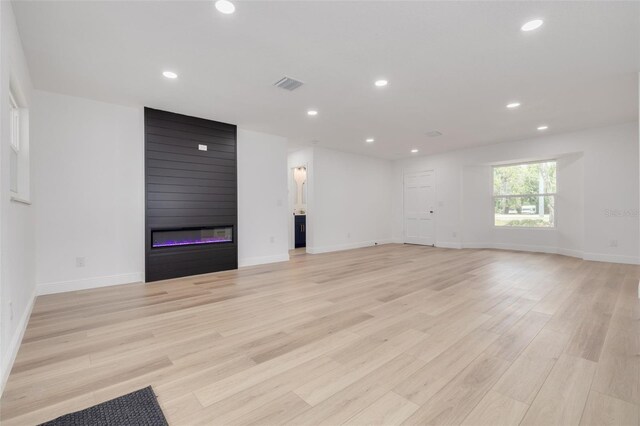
[430,210,434,213]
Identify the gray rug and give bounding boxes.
[38,386,168,426]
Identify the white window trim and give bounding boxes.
[9,92,20,153]
[492,160,557,229]
[10,195,31,205]
[8,86,31,203]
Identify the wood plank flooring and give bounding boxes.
[1,244,638,425]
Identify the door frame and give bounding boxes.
[403,169,436,246]
[289,163,309,251]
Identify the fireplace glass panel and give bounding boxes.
[152,226,233,248]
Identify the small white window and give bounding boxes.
[493,160,557,228]
[9,93,20,193]
[10,93,20,151]
[8,87,30,202]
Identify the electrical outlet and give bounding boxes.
[452,231,457,238]
[270,236,275,243]
[609,240,618,248]
[76,257,86,267]
[347,233,351,239]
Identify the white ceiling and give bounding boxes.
[12,1,640,159]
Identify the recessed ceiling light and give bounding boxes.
[411,149,419,153]
[374,79,388,87]
[521,19,543,32]
[307,110,318,116]
[537,125,549,131]
[162,71,178,79]
[366,138,375,143]
[506,102,521,109]
[215,0,235,14]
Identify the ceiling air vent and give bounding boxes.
[426,130,443,137]
[274,76,304,91]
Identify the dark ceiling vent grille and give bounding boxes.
[427,130,443,137]
[274,76,304,91]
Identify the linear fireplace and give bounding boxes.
[151,226,233,248]
[145,108,237,282]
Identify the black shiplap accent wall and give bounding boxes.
[145,108,237,282]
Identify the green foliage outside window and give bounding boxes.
[493,161,556,227]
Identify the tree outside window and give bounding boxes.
[493,161,556,227]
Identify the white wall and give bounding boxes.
[238,129,289,266]
[310,147,393,253]
[0,1,36,392]
[32,91,144,295]
[460,153,584,257]
[392,122,639,264]
[31,93,291,288]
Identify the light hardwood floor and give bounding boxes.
[1,244,639,425]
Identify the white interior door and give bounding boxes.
[404,170,435,246]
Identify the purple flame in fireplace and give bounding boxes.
[152,226,233,248]
[153,236,232,248]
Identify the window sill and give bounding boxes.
[493,226,556,230]
[10,195,31,205]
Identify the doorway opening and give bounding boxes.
[289,165,308,254]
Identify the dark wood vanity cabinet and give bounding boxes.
[295,215,306,248]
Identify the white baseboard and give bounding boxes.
[1,288,36,395]
[35,252,303,294]
[459,242,492,250]
[491,242,562,255]
[461,242,567,255]
[307,239,392,255]
[435,241,462,249]
[557,248,584,259]
[459,242,639,265]
[582,252,640,265]
[239,253,290,268]
[37,272,143,296]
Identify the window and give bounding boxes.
[9,93,20,193]
[8,88,30,202]
[493,160,556,228]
